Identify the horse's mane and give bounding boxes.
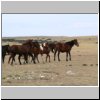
[65,39,76,46]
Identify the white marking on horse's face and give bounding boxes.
[40,44,43,50]
[43,43,46,47]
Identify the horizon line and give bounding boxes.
[2,35,98,38]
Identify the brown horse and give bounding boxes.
[54,39,79,61]
[40,42,51,62]
[31,42,51,63]
[8,39,35,65]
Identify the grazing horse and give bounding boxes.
[54,39,79,61]
[8,39,35,65]
[2,44,10,63]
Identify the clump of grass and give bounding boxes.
[82,64,88,66]
[8,75,12,77]
[2,77,6,80]
[6,80,12,83]
[15,74,20,77]
[90,64,93,66]
[96,64,98,66]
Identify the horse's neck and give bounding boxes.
[23,44,31,49]
[66,41,74,48]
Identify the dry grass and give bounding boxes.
[2,36,98,86]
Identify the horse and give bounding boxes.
[39,42,51,62]
[31,42,51,63]
[2,44,10,63]
[8,39,35,65]
[28,40,40,63]
[54,39,79,61]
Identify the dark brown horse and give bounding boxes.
[8,39,35,65]
[54,39,79,61]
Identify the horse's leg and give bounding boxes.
[23,54,28,64]
[13,57,15,62]
[31,53,36,64]
[36,54,39,63]
[11,54,16,65]
[29,53,36,64]
[46,54,48,62]
[46,53,50,62]
[69,52,71,61]
[58,51,60,61]
[18,54,22,65]
[12,54,16,62]
[8,53,14,64]
[54,49,57,61]
[8,54,12,64]
[2,54,5,63]
[66,52,68,61]
[48,54,50,62]
[52,48,54,53]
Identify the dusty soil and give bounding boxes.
[1,36,98,86]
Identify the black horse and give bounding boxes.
[2,44,10,63]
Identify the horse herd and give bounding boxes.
[2,39,79,65]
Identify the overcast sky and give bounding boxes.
[2,14,98,37]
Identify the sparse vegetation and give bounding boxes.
[82,64,88,66]
[90,64,93,66]
[2,36,98,86]
[2,77,6,80]
[96,64,98,66]
[6,80,12,83]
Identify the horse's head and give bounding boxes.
[73,39,79,47]
[39,43,44,51]
[32,41,40,49]
[43,42,49,47]
[6,44,10,54]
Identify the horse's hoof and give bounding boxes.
[34,62,36,64]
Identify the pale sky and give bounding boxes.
[2,14,98,37]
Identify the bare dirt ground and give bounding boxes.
[1,36,98,86]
